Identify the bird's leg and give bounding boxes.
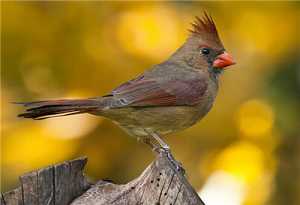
[150,131,170,150]
[144,130,184,173]
[139,136,160,152]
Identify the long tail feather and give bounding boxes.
[16,99,101,120]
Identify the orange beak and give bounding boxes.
[213,52,235,69]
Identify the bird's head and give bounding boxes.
[172,12,235,73]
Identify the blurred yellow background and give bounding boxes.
[1,2,300,205]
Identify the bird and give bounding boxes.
[17,13,235,167]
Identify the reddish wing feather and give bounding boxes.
[111,75,207,107]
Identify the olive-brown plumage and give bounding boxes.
[17,13,235,141]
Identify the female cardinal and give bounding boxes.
[17,13,235,163]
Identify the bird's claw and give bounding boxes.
[159,147,185,174]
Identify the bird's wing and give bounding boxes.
[109,74,208,107]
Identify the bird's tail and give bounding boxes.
[16,98,102,120]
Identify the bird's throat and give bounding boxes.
[209,66,223,75]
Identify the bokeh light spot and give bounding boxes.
[237,99,274,138]
[116,7,183,60]
[199,171,246,205]
[214,141,264,183]
[41,114,101,139]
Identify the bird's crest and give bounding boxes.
[189,12,223,48]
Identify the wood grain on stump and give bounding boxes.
[1,157,90,205]
[1,152,205,205]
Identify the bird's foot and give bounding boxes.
[141,131,185,174]
[158,147,185,174]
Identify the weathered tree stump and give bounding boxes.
[1,152,205,205]
[1,157,90,205]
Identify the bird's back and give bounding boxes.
[94,62,219,137]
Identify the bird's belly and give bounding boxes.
[99,105,211,137]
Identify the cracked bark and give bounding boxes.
[1,152,205,205]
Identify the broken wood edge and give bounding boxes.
[1,157,91,205]
[71,151,205,205]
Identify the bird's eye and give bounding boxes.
[201,48,210,55]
